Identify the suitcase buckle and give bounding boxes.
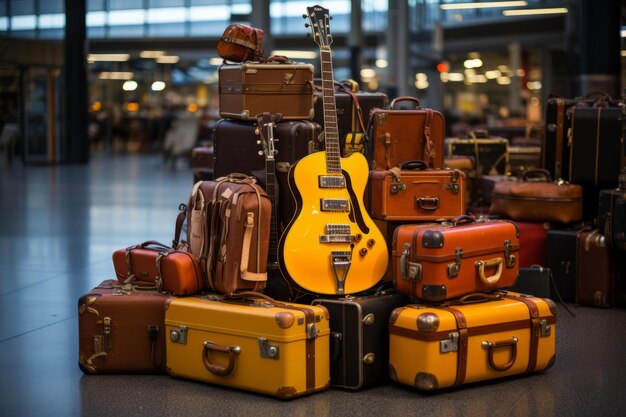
[504,240,516,268]
[258,337,280,359]
[170,326,188,344]
[447,248,463,278]
[306,323,320,340]
[540,319,552,337]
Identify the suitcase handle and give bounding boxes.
[415,197,439,211]
[521,168,552,183]
[399,160,428,171]
[482,337,518,372]
[445,214,476,226]
[475,257,503,285]
[202,341,241,376]
[390,96,420,110]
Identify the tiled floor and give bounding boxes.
[1,153,625,417]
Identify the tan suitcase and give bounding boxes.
[219,60,314,121]
[165,293,330,399]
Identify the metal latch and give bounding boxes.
[258,337,280,359]
[103,317,112,351]
[447,248,463,278]
[540,319,551,337]
[504,240,516,268]
[307,323,320,339]
[362,313,375,326]
[400,243,422,282]
[440,332,459,353]
[169,326,188,344]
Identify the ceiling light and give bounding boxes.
[271,50,318,60]
[99,71,134,80]
[88,53,130,62]
[485,70,501,79]
[360,68,377,79]
[503,7,567,16]
[497,76,512,85]
[440,72,449,82]
[447,73,464,82]
[415,80,429,90]
[151,81,166,91]
[415,73,427,82]
[441,1,527,10]
[122,80,138,91]
[156,55,180,64]
[139,50,165,58]
[376,59,388,68]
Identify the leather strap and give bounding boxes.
[172,206,186,249]
[384,132,392,169]
[594,107,602,186]
[423,108,434,168]
[438,306,468,387]
[506,294,540,374]
[240,212,266,281]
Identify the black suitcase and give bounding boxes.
[311,290,409,390]
[444,135,509,176]
[213,118,323,231]
[313,85,388,158]
[508,266,552,298]
[570,106,622,220]
[546,228,583,302]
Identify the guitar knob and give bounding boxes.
[359,248,368,256]
[254,128,260,135]
[256,140,261,145]
[257,150,263,156]
[367,239,376,247]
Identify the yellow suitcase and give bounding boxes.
[165,293,330,399]
[389,291,556,391]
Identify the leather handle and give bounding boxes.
[456,292,503,304]
[399,160,428,171]
[446,214,476,226]
[225,291,276,305]
[330,332,342,364]
[390,96,420,109]
[483,337,518,372]
[416,197,439,211]
[202,341,240,376]
[475,257,504,285]
[522,168,552,182]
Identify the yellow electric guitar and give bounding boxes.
[278,5,388,295]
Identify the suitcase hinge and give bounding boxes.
[390,168,406,194]
[169,326,188,344]
[540,319,551,337]
[258,337,280,359]
[444,170,461,195]
[504,240,516,268]
[440,332,459,353]
[447,248,463,278]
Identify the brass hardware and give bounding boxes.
[504,240,516,268]
[258,338,280,359]
[170,326,188,344]
[362,313,375,326]
[367,238,375,247]
[362,353,376,364]
[359,248,368,256]
[447,248,463,278]
[417,313,440,332]
[540,319,552,337]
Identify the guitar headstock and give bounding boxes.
[255,112,280,160]
[304,5,332,48]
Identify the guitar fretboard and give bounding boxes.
[320,48,341,174]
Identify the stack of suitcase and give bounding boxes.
[77,12,587,399]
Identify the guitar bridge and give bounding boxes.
[320,224,352,243]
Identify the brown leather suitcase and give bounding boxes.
[368,160,466,221]
[192,146,214,183]
[112,240,203,296]
[219,60,314,121]
[368,96,444,169]
[489,169,583,224]
[392,217,520,302]
[576,230,619,307]
[186,174,271,294]
[78,279,173,374]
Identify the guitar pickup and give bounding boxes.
[319,176,346,188]
[319,234,353,243]
[321,198,349,212]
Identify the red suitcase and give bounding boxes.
[392,216,520,302]
[516,221,550,268]
[576,229,619,307]
[78,279,173,374]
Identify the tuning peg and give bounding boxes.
[302,14,307,19]
[330,16,333,20]
[306,33,311,38]
[304,23,310,28]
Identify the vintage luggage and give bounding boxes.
[78,279,172,374]
[546,228,582,303]
[192,146,214,183]
[489,169,583,224]
[444,155,476,207]
[213,118,322,232]
[508,266,552,298]
[392,217,520,302]
[112,241,203,296]
[311,289,409,389]
[576,229,619,307]
[570,106,622,220]
[598,180,626,251]
[508,145,542,176]
[185,174,271,294]
[474,174,519,207]
[543,93,615,181]
[368,160,466,221]
[445,134,509,176]
[217,24,264,62]
[388,291,556,391]
[312,82,388,157]
[516,221,549,268]
[368,96,445,169]
[165,293,330,399]
[219,60,315,121]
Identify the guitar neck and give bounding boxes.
[319,47,341,174]
[265,158,280,268]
